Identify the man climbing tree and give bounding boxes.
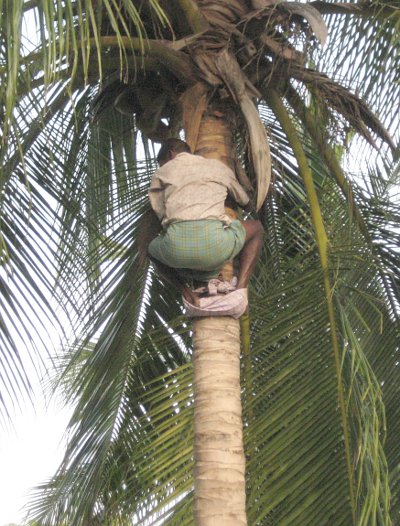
[145,138,263,317]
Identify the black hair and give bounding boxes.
[157,138,191,164]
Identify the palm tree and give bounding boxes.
[1,0,399,524]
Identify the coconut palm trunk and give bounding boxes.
[193,316,245,525]
[190,104,247,525]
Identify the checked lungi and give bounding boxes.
[148,219,246,282]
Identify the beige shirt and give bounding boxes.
[149,153,250,227]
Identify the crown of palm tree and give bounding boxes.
[0,1,399,525]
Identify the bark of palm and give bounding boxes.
[193,317,246,526]
[190,105,247,525]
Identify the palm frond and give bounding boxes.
[315,0,400,137]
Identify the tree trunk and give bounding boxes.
[190,104,247,525]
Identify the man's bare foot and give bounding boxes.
[182,286,200,306]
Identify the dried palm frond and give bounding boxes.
[215,49,271,209]
[197,0,248,24]
[242,0,328,46]
[289,65,396,152]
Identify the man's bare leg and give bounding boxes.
[150,258,200,305]
[236,220,264,289]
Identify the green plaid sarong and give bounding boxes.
[148,219,246,282]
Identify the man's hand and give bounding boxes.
[225,193,256,214]
[243,196,256,214]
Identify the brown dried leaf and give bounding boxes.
[281,2,328,45]
[240,97,271,210]
[251,0,278,7]
[260,34,305,64]
[215,50,271,209]
[251,0,277,9]
[193,52,222,85]
[291,66,396,150]
[197,0,247,23]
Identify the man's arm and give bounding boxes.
[148,172,165,221]
[225,194,256,215]
[137,209,162,267]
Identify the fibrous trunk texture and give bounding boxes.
[193,317,246,526]
[190,104,247,525]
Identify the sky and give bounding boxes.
[0,391,72,525]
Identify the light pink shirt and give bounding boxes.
[149,153,249,227]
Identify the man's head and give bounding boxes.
[157,138,191,166]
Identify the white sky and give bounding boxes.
[0,391,72,525]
